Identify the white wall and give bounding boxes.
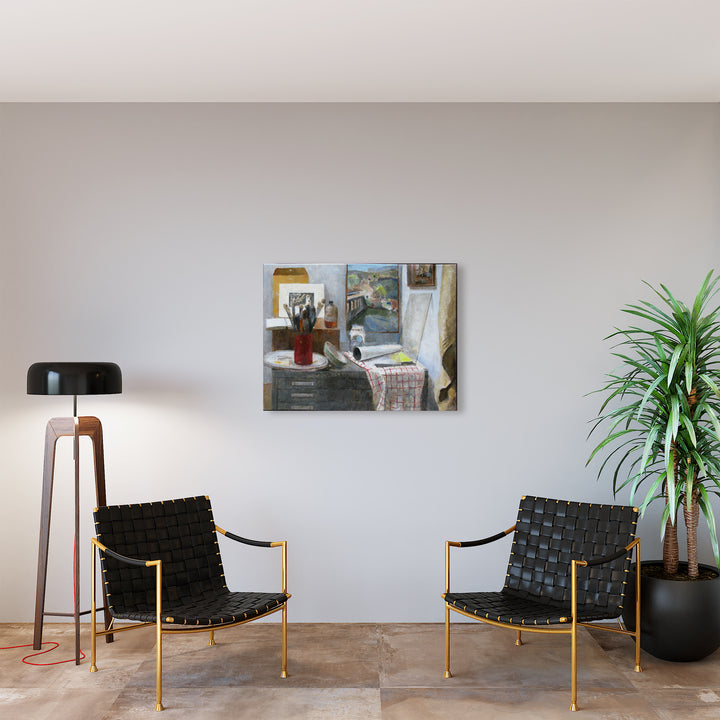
[1,103,719,623]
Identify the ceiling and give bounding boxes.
[1,0,720,102]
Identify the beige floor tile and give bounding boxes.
[105,687,382,719]
[0,688,52,720]
[2,623,720,718]
[0,687,122,720]
[380,688,664,720]
[380,623,632,691]
[0,624,87,690]
[644,688,720,720]
[588,628,720,690]
[0,623,156,692]
[126,622,381,689]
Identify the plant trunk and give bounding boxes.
[663,449,680,576]
[684,489,701,578]
[663,507,679,575]
[684,387,700,579]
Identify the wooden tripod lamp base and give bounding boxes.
[27,362,122,666]
[33,416,114,663]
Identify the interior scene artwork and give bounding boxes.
[263,264,457,411]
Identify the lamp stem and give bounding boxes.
[73,395,81,664]
[72,396,78,460]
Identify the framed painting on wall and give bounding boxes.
[263,263,457,412]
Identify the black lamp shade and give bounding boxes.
[27,362,122,396]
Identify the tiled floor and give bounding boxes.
[1,622,719,718]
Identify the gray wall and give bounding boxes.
[1,103,719,622]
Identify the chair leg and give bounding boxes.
[281,603,288,678]
[633,541,642,674]
[207,630,215,647]
[515,630,523,646]
[444,604,452,678]
[570,625,578,712]
[634,633,642,674]
[154,626,163,711]
[570,559,579,712]
[153,562,164,712]
[89,541,98,673]
[154,622,164,711]
[90,625,98,673]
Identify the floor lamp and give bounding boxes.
[27,362,122,665]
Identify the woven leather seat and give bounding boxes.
[111,589,288,626]
[442,495,642,712]
[445,591,610,625]
[90,496,290,711]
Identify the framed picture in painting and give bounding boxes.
[277,283,326,321]
[407,264,436,288]
[346,264,400,333]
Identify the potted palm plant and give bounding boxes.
[587,270,720,661]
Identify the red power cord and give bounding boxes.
[0,641,85,666]
[1,536,86,665]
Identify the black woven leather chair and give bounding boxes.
[89,496,289,711]
[442,495,641,712]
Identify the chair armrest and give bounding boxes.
[570,538,641,632]
[91,537,157,567]
[216,527,288,594]
[576,537,640,568]
[215,525,285,548]
[447,525,516,548]
[444,525,516,595]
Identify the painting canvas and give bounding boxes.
[263,263,457,411]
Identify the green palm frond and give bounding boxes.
[587,270,720,567]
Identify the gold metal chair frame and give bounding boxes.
[442,527,642,712]
[89,528,289,712]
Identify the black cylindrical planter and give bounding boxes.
[623,561,720,661]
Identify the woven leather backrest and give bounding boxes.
[504,496,638,615]
[94,496,227,612]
